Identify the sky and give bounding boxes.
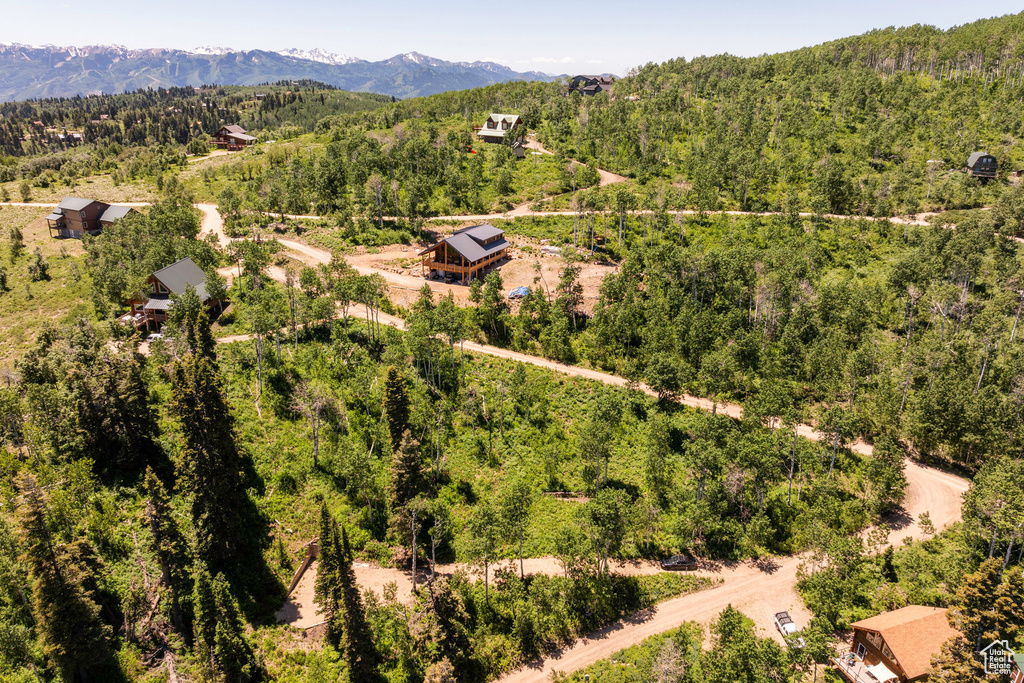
[1,0,1022,76]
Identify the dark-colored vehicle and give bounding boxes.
[660,554,697,571]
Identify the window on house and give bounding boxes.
[134,304,144,312]
[157,283,167,293]
[856,644,867,660]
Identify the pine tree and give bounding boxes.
[314,506,378,680]
[382,366,409,450]
[313,503,342,647]
[168,288,217,362]
[144,467,190,635]
[171,351,250,570]
[192,564,259,682]
[948,558,1002,647]
[15,472,111,682]
[338,527,377,681]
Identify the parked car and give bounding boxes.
[660,554,697,571]
[774,611,805,647]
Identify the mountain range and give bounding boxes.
[0,44,559,102]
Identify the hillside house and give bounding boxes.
[211,124,257,150]
[477,114,524,145]
[568,74,614,95]
[419,224,509,284]
[123,257,218,330]
[967,152,997,179]
[1013,658,1023,683]
[831,606,960,683]
[46,197,134,239]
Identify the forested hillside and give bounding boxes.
[0,12,1021,683]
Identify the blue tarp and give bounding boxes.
[508,286,529,298]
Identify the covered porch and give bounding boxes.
[419,242,507,285]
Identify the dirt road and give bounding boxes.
[196,203,231,248]
[277,556,666,628]
[523,137,627,188]
[491,455,969,683]
[242,224,970,671]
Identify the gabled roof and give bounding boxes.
[420,224,508,263]
[57,196,102,212]
[454,223,503,241]
[850,606,960,680]
[221,124,247,135]
[226,132,257,141]
[444,232,508,262]
[151,257,209,301]
[99,205,133,223]
[968,152,996,166]
[486,113,521,125]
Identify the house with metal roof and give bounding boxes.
[967,152,997,180]
[831,606,961,683]
[46,197,135,239]
[123,257,218,330]
[419,224,509,284]
[568,75,615,96]
[211,124,257,151]
[477,114,524,145]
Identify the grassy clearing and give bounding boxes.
[0,205,95,368]
[2,172,156,205]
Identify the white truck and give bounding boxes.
[773,611,805,648]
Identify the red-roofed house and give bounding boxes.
[832,606,961,683]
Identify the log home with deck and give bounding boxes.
[832,606,960,683]
[123,257,218,330]
[46,197,134,239]
[211,124,257,150]
[419,224,509,285]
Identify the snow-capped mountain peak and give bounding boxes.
[191,46,235,56]
[275,48,361,65]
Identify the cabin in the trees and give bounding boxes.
[477,114,524,145]
[568,74,614,95]
[1012,657,1023,683]
[123,257,218,330]
[832,606,960,683]
[45,197,134,239]
[419,224,509,284]
[211,124,257,150]
[967,152,998,179]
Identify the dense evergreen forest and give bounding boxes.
[0,12,1022,683]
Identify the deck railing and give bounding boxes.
[831,656,884,683]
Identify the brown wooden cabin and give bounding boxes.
[832,606,960,683]
[477,114,524,145]
[419,224,509,285]
[46,197,134,239]
[211,124,257,150]
[123,257,218,330]
[967,152,997,180]
[1012,659,1023,683]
